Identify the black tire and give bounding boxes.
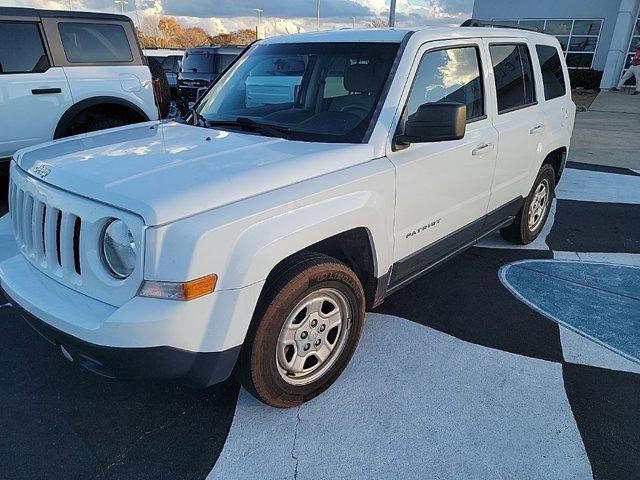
[237,252,365,408]
[146,57,171,119]
[500,164,556,244]
[84,115,128,132]
[60,110,130,137]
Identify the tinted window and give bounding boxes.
[536,45,566,100]
[490,44,536,113]
[182,51,215,74]
[0,22,49,74]
[59,23,133,63]
[217,54,237,73]
[406,46,484,121]
[164,56,178,72]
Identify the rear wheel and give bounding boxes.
[237,252,365,408]
[501,164,556,244]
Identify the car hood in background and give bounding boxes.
[13,121,375,226]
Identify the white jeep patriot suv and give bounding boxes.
[0,23,575,408]
[0,7,158,185]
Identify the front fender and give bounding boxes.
[225,191,387,289]
[144,158,395,292]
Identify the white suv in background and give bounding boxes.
[0,23,575,408]
[0,7,158,181]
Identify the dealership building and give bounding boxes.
[472,0,640,89]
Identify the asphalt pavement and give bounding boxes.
[1,162,639,479]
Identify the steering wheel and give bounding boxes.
[340,104,370,117]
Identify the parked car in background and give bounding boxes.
[143,48,184,99]
[245,56,306,107]
[1,25,575,408]
[0,7,159,186]
[177,45,244,112]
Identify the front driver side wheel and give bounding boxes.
[237,252,365,408]
[500,164,556,245]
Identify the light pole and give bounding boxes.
[255,8,264,39]
[316,0,320,31]
[68,0,73,10]
[389,0,397,27]
[131,0,140,27]
[352,16,356,28]
[114,0,128,15]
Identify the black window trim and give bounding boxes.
[534,43,568,101]
[0,19,51,75]
[489,41,539,115]
[399,41,489,135]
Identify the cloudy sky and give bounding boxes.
[1,0,474,35]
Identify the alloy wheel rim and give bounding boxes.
[276,288,352,386]
[528,179,550,232]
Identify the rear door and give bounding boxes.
[484,39,544,212]
[534,42,573,175]
[0,20,72,158]
[387,39,498,287]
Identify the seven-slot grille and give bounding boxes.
[10,180,82,277]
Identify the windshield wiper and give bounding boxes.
[206,117,292,139]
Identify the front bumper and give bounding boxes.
[4,285,239,387]
[0,253,263,387]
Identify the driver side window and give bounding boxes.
[406,45,485,121]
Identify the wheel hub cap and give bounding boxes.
[528,179,550,232]
[276,288,351,386]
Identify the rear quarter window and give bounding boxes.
[0,22,49,74]
[535,45,567,100]
[58,22,133,63]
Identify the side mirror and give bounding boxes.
[395,102,467,147]
[196,87,208,102]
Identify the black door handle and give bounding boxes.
[32,88,62,95]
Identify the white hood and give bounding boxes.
[14,121,375,225]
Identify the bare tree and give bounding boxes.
[368,17,388,28]
[138,16,215,49]
[210,29,256,46]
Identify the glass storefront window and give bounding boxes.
[555,36,570,50]
[566,53,594,68]
[519,20,545,31]
[569,36,598,52]
[544,20,572,36]
[572,20,602,36]
[494,18,602,69]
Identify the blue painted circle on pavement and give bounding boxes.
[500,260,640,365]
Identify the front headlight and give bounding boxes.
[101,219,136,279]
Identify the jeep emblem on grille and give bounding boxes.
[31,164,51,178]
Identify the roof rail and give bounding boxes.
[460,19,540,32]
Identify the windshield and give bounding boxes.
[196,42,400,143]
[182,50,215,74]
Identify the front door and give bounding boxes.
[387,39,498,288]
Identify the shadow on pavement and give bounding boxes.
[0,307,239,480]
